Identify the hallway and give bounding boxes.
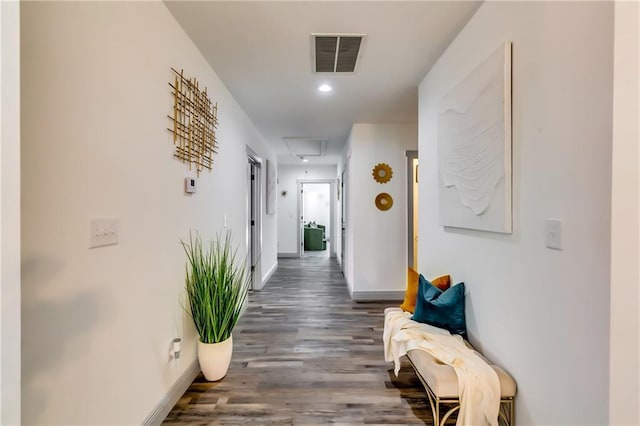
[164,257,431,424]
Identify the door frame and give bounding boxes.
[406,150,418,269]
[246,146,263,290]
[296,179,337,258]
[340,167,347,273]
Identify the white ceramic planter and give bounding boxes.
[197,335,233,381]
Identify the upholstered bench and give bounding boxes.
[384,307,517,426]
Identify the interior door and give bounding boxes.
[340,169,346,273]
[298,182,305,258]
[247,158,261,290]
[248,161,256,289]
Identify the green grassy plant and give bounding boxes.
[181,231,250,344]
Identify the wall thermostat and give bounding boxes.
[185,177,196,194]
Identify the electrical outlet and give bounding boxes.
[89,218,119,248]
[545,219,563,250]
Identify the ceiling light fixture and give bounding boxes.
[302,157,310,163]
[318,84,332,93]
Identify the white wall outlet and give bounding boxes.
[89,218,119,249]
[170,337,182,360]
[545,219,563,250]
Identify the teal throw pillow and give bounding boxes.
[412,274,467,338]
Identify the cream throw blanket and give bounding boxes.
[383,309,500,426]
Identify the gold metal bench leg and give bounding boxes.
[510,399,515,426]
[440,405,460,426]
[498,399,515,426]
[425,388,439,425]
[407,355,515,426]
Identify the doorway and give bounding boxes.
[247,148,262,290]
[297,180,336,259]
[406,150,418,269]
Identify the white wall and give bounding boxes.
[277,165,336,255]
[345,123,417,299]
[1,1,21,424]
[21,2,276,424]
[610,1,640,424]
[419,2,613,424]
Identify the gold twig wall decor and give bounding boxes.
[167,68,218,176]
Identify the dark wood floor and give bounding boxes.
[164,257,432,425]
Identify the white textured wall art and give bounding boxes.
[438,42,512,233]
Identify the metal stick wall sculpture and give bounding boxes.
[168,68,218,176]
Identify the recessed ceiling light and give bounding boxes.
[318,84,332,93]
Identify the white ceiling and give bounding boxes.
[165,1,481,165]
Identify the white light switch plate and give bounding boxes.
[545,219,563,250]
[89,219,119,248]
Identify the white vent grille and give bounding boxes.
[312,34,365,73]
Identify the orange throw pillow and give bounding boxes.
[399,270,451,313]
[431,274,451,291]
[399,267,420,313]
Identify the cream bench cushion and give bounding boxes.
[384,307,517,425]
[407,349,516,399]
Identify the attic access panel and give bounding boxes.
[313,34,365,73]
[283,137,328,159]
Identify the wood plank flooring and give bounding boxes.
[164,257,432,425]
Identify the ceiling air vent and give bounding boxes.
[313,34,366,73]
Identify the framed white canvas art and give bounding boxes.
[438,42,512,233]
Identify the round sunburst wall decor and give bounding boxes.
[375,193,393,211]
[372,163,393,184]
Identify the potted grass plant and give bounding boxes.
[182,231,250,381]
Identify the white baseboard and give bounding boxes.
[142,359,200,426]
[277,252,299,258]
[261,261,277,287]
[351,291,405,301]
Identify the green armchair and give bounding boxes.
[304,224,326,250]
